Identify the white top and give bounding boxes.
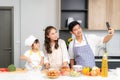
[68,34,104,59]
[24,50,44,70]
[43,39,69,69]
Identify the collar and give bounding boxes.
[75,34,86,43]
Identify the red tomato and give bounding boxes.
[61,71,69,76]
[0,68,9,72]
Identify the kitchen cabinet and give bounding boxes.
[59,0,88,42]
[109,0,120,30]
[89,0,120,30]
[96,61,120,69]
[88,0,107,30]
[59,0,120,30]
[59,0,88,30]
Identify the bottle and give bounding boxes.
[101,51,108,77]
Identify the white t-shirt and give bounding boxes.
[68,34,104,59]
[43,39,70,69]
[24,50,44,70]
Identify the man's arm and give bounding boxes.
[103,28,114,43]
[70,59,75,69]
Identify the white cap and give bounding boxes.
[67,17,74,26]
[25,35,37,47]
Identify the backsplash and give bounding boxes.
[59,30,71,42]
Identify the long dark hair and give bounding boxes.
[44,26,59,54]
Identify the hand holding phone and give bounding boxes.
[106,22,112,34]
[106,22,111,30]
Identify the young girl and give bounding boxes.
[20,35,44,71]
[43,26,69,70]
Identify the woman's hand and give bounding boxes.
[63,62,69,67]
[45,63,50,69]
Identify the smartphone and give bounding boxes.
[106,22,111,30]
[106,22,112,34]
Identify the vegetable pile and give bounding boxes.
[8,64,16,72]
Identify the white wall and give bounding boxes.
[0,0,21,67]
[0,0,59,67]
[20,0,59,67]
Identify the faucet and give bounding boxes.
[97,43,107,58]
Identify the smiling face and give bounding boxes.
[70,24,82,37]
[44,26,59,53]
[32,39,40,50]
[33,42,40,50]
[47,28,59,42]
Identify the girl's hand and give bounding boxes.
[26,57,31,63]
[33,65,42,71]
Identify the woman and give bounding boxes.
[43,26,69,69]
[68,21,114,68]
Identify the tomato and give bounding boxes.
[0,68,9,72]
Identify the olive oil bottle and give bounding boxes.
[101,51,108,77]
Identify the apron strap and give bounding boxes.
[83,34,88,44]
[29,50,41,57]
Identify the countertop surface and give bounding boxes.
[0,69,120,80]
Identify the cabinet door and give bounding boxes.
[88,0,107,30]
[109,0,120,30]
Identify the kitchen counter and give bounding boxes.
[95,59,120,62]
[95,59,120,69]
[0,69,119,80]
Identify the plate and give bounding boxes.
[47,75,59,79]
[46,69,60,79]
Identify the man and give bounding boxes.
[68,21,114,68]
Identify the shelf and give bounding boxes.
[60,0,88,30]
[59,27,88,30]
[95,56,120,59]
[61,0,88,10]
[59,0,88,45]
[60,27,69,30]
[61,9,88,12]
[61,12,88,29]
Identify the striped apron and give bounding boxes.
[73,35,95,68]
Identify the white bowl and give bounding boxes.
[73,65,82,72]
